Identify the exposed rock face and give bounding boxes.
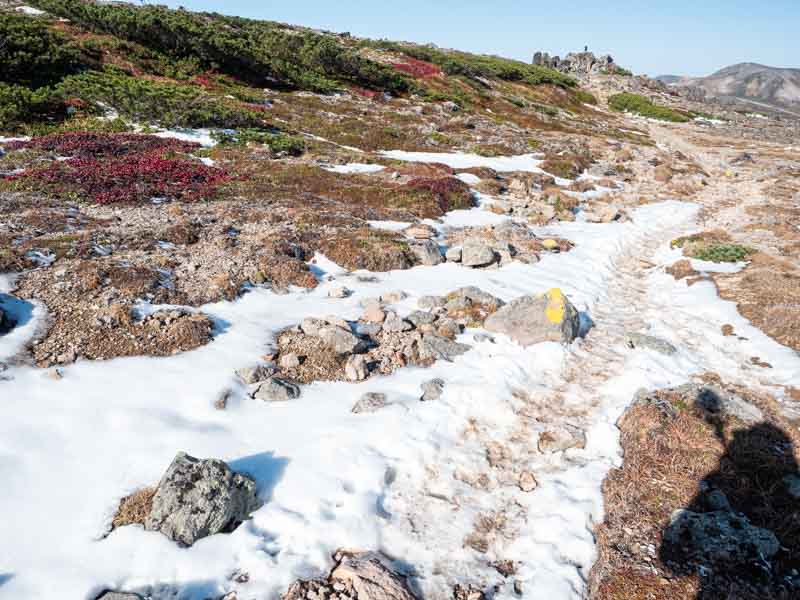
[664,509,780,564]
[144,452,262,547]
[484,288,580,346]
[533,50,619,76]
[282,551,418,600]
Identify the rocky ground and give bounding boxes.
[1,42,799,600]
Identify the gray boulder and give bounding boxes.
[382,312,413,333]
[461,239,497,268]
[625,332,677,355]
[410,240,443,266]
[319,326,364,355]
[688,383,764,424]
[144,452,262,547]
[420,378,445,401]
[406,310,436,328]
[418,295,446,310]
[252,377,301,402]
[353,392,388,414]
[95,593,144,600]
[345,354,369,381]
[418,333,471,362]
[236,363,277,384]
[664,509,780,564]
[445,246,463,263]
[449,286,504,309]
[484,289,579,346]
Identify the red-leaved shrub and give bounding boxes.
[405,177,473,212]
[392,58,442,79]
[6,133,230,204]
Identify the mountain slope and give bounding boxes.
[684,62,800,107]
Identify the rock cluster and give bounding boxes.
[143,452,261,547]
[445,222,572,267]
[533,50,619,76]
[271,287,504,385]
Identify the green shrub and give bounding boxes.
[574,89,598,105]
[29,0,409,94]
[57,69,265,129]
[0,13,84,88]
[0,83,62,131]
[692,244,754,263]
[212,129,305,156]
[362,40,576,89]
[608,93,690,123]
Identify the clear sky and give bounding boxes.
[158,1,798,77]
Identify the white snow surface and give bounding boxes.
[1,152,799,600]
[380,150,544,173]
[153,128,217,148]
[321,163,385,175]
[15,5,45,15]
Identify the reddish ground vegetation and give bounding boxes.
[392,58,442,79]
[6,132,198,158]
[6,133,232,204]
[405,177,473,213]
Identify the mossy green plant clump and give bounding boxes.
[608,93,690,123]
[692,244,754,263]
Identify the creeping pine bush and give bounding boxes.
[6,133,231,204]
[692,244,754,263]
[210,129,305,156]
[608,93,690,123]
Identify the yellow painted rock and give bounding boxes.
[484,287,580,346]
[541,239,559,251]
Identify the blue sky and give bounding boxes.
[160,1,798,77]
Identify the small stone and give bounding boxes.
[472,333,495,343]
[95,593,145,600]
[352,392,388,414]
[420,378,445,401]
[328,286,352,299]
[418,295,447,310]
[279,353,301,369]
[445,246,463,262]
[538,428,586,453]
[362,302,386,324]
[418,333,471,362]
[406,310,436,328]
[518,471,537,492]
[236,364,277,384]
[380,290,407,303]
[625,332,678,355]
[345,354,369,382]
[214,388,232,410]
[382,312,413,333]
[252,377,301,402]
[45,367,63,380]
[513,580,524,596]
[319,326,364,355]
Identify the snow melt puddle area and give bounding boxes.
[2,147,799,599]
[0,274,44,364]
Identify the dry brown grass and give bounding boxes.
[112,487,155,530]
[589,379,800,600]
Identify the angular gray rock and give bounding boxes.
[252,377,301,402]
[144,452,262,547]
[382,312,413,333]
[236,363,277,384]
[688,383,764,424]
[420,378,445,401]
[345,354,369,382]
[406,310,437,328]
[418,333,471,362]
[410,240,443,266]
[484,289,579,346]
[353,392,388,414]
[95,593,144,600]
[418,295,446,310]
[664,509,780,564]
[625,332,678,355]
[448,286,504,310]
[461,239,497,268]
[319,326,364,355]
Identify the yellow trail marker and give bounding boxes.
[545,288,566,324]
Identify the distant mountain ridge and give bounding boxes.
[661,62,800,108]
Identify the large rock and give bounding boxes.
[144,452,262,547]
[461,239,497,268]
[410,240,443,266]
[252,377,301,402]
[484,288,579,346]
[664,509,780,564]
[418,333,471,362]
[352,392,388,414]
[319,326,364,355]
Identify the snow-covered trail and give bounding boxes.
[1,148,799,600]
